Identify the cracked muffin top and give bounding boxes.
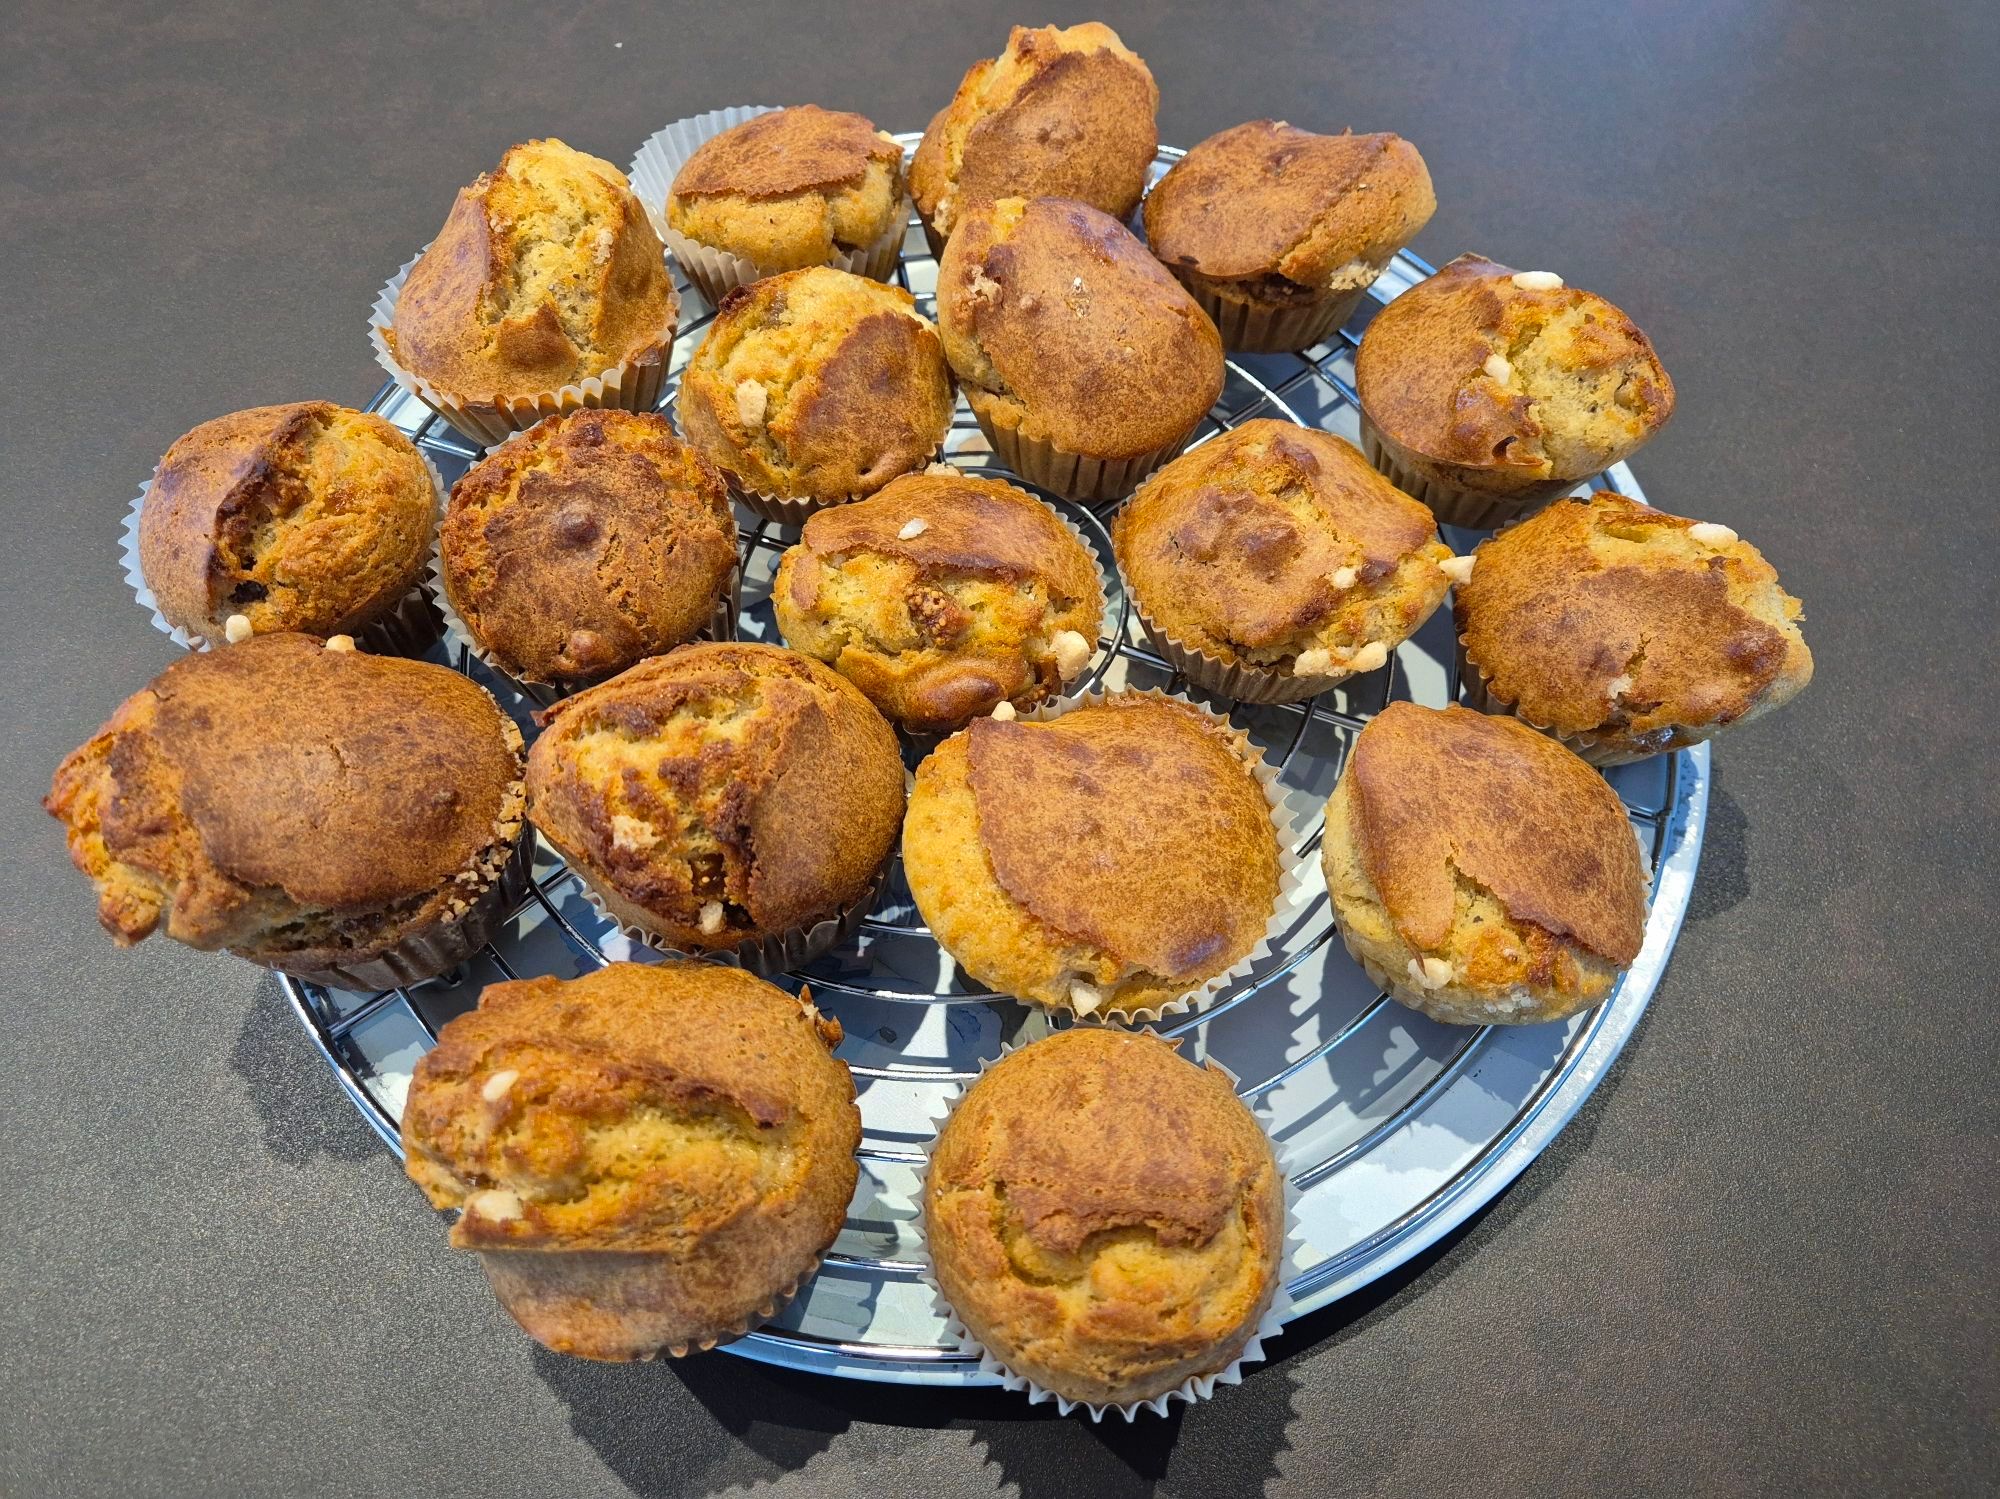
[138,401,436,645]
[388,139,676,400]
[440,409,736,685]
[772,469,1104,731]
[667,105,907,273]
[676,267,953,505]
[402,960,859,1360]
[910,22,1157,243]
[925,1027,1283,1408]
[1323,702,1646,1025]
[1456,493,1813,756]
[1144,122,1435,307]
[936,197,1223,460]
[525,642,905,951]
[1113,420,1452,674]
[45,633,524,965]
[1355,253,1674,487]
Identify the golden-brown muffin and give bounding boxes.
[387,139,676,409]
[772,469,1104,731]
[137,401,436,647]
[403,961,860,1361]
[665,105,907,295]
[440,409,737,685]
[526,642,905,956]
[1322,702,1647,1025]
[1143,121,1435,352]
[676,267,953,520]
[925,1028,1283,1409]
[902,694,1281,1018]
[1354,254,1675,529]
[1455,492,1813,764]
[44,634,525,986]
[1113,421,1454,701]
[936,196,1224,502]
[910,22,1158,248]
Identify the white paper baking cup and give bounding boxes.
[367,203,679,447]
[936,687,1309,1026]
[430,426,739,701]
[629,105,910,305]
[120,449,448,656]
[913,1036,1299,1419]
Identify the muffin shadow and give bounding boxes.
[1685,785,1751,925]
[228,979,380,1166]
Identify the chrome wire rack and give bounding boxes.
[284,139,1707,1385]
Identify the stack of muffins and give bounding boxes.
[52,16,1816,1418]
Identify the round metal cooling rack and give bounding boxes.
[285,138,1708,1386]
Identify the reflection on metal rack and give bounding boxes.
[283,138,1706,1386]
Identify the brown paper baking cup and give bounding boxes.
[913,1040,1299,1419]
[1455,637,1676,768]
[429,428,739,701]
[1128,595,1383,704]
[971,407,1195,506]
[1357,415,1578,531]
[266,819,533,991]
[367,209,679,447]
[120,451,448,657]
[965,688,1308,1027]
[628,105,910,304]
[563,854,887,979]
[1177,275,1366,354]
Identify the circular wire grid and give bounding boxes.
[284,139,1707,1385]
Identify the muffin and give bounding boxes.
[439,409,737,687]
[772,469,1105,731]
[1454,492,1813,764]
[1354,254,1675,529]
[1144,121,1435,353]
[136,401,438,652]
[1113,420,1455,702]
[526,642,905,967]
[45,633,526,988]
[663,105,909,302]
[676,267,954,525]
[936,196,1224,503]
[902,693,1284,1020]
[403,961,860,1360]
[925,1027,1284,1412]
[910,22,1158,253]
[1323,702,1647,1026]
[378,139,678,443]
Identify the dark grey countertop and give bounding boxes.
[4,1,1993,1495]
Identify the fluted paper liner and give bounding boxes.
[1128,592,1393,705]
[1456,635,1676,768]
[367,202,679,447]
[1358,415,1581,531]
[944,687,1309,1026]
[121,450,449,657]
[628,105,910,305]
[428,424,740,704]
[971,408,1195,507]
[1174,273,1367,355]
[913,1038,1301,1420]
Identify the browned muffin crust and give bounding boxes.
[910,22,1158,241]
[671,104,900,204]
[1355,254,1674,494]
[139,401,435,643]
[1348,703,1645,969]
[677,268,954,504]
[966,696,1276,983]
[525,642,905,950]
[388,139,676,401]
[926,1028,1283,1406]
[937,197,1224,459]
[1457,493,1813,755]
[403,962,859,1361]
[1144,122,1435,305]
[1113,421,1449,668]
[772,471,1104,730]
[441,410,736,684]
[45,634,523,967]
